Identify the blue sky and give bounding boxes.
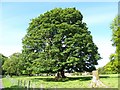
[0,2,118,68]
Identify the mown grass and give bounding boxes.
[2,74,119,89]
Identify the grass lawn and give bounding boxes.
[2,74,119,89]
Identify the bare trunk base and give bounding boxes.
[89,79,108,88]
[55,71,66,81]
[89,70,108,88]
[60,70,66,78]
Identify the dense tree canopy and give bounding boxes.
[22,8,101,77]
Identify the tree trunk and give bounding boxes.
[55,72,60,80]
[55,69,66,81]
[55,70,66,79]
[10,73,12,77]
[60,70,66,78]
[57,72,60,78]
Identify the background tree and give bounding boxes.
[22,8,101,78]
[0,53,7,75]
[2,52,23,76]
[110,16,120,73]
[99,16,120,74]
[100,54,118,74]
[111,16,120,51]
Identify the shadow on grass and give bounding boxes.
[31,76,92,82]
[31,77,69,82]
[68,76,92,81]
[2,87,42,90]
[30,75,113,82]
[2,85,27,90]
[99,76,110,78]
[99,75,119,78]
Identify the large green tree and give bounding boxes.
[22,8,101,78]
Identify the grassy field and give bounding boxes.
[2,74,119,89]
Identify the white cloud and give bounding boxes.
[0,45,22,57]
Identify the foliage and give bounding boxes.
[99,54,118,74]
[110,16,120,63]
[2,53,23,76]
[110,16,120,47]
[22,8,101,77]
[98,67,105,74]
[0,53,7,65]
[99,16,120,74]
[0,53,8,75]
[110,16,120,73]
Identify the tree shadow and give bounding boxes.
[99,76,110,78]
[2,85,27,90]
[2,87,42,90]
[30,75,115,82]
[31,77,69,82]
[31,76,92,82]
